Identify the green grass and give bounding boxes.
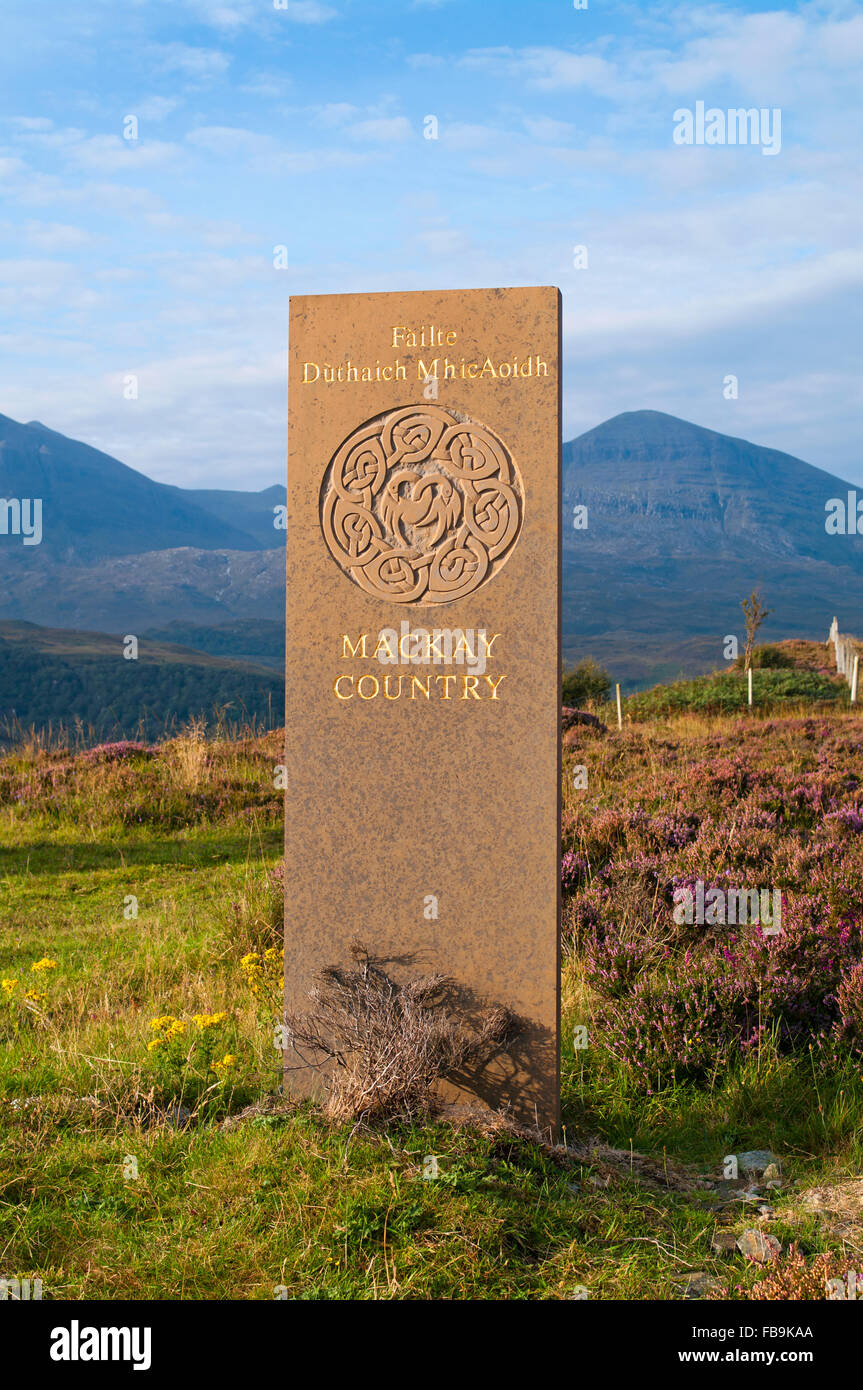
[1,714,861,1300]
[624,667,845,719]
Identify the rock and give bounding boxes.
[683,1271,724,1299]
[562,706,608,736]
[758,1204,776,1218]
[737,1230,782,1263]
[219,1096,294,1132]
[762,1163,781,1180]
[736,1150,778,1176]
[163,1102,192,1130]
[711,1231,739,1254]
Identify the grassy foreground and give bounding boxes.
[1,672,862,1300]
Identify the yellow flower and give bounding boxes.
[150,1015,176,1031]
[211,1053,237,1075]
[241,947,283,998]
[24,989,46,1003]
[31,957,58,973]
[1,979,18,995]
[192,1011,229,1030]
[147,1038,162,1051]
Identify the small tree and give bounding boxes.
[741,590,771,673]
[562,657,611,707]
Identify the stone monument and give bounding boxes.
[285,286,561,1128]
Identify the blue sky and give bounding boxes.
[0,0,861,488]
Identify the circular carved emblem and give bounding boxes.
[319,405,523,605]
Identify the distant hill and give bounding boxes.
[0,414,285,559]
[0,620,283,745]
[563,411,863,568]
[1,407,861,693]
[0,546,285,632]
[143,618,285,671]
[164,483,286,551]
[561,411,863,683]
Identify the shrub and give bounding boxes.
[720,1244,855,1300]
[736,644,795,670]
[285,943,516,1123]
[562,658,611,707]
[627,669,843,719]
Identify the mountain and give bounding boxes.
[1,408,861,691]
[164,484,286,551]
[561,411,863,682]
[0,414,285,559]
[0,546,284,631]
[563,411,863,568]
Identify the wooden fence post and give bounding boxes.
[615,683,623,730]
[748,667,753,707]
[853,654,860,704]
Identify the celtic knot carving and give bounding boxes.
[320,405,523,604]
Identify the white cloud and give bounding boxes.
[819,12,863,64]
[0,156,28,181]
[239,74,292,99]
[21,220,96,251]
[186,125,278,157]
[180,0,259,29]
[9,116,54,132]
[347,116,413,143]
[134,96,180,122]
[186,122,377,170]
[277,1,337,22]
[0,258,106,315]
[149,43,230,81]
[63,135,184,175]
[405,53,444,70]
[460,46,618,94]
[522,116,575,143]
[165,0,336,31]
[312,102,362,128]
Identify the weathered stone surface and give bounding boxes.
[683,1271,724,1298]
[284,287,562,1128]
[737,1230,782,1263]
[736,1150,778,1174]
[711,1230,740,1254]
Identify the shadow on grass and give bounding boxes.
[0,830,283,876]
[561,1049,863,1170]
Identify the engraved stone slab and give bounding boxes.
[285,286,561,1129]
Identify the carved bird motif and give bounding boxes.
[380,470,461,547]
